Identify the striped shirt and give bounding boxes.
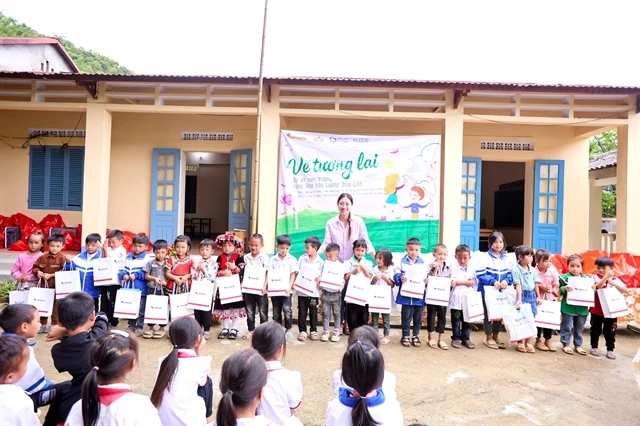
[320,215,374,262]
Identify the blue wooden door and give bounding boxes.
[150,149,181,242]
[460,158,482,251]
[533,160,564,253]
[228,149,252,232]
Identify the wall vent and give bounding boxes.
[181,132,233,141]
[28,129,86,138]
[480,140,534,151]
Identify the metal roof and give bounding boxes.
[0,37,80,73]
[589,150,617,171]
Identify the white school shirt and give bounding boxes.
[449,263,477,310]
[346,257,374,277]
[156,349,211,426]
[332,369,397,401]
[257,361,304,426]
[109,246,128,278]
[12,343,47,394]
[296,254,324,297]
[326,388,404,426]
[0,384,41,426]
[268,253,299,274]
[244,252,271,269]
[225,416,277,426]
[65,384,161,426]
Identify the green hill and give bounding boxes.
[0,12,132,74]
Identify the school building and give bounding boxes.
[0,70,638,255]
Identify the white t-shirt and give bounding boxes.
[326,388,403,426]
[332,369,397,401]
[0,384,41,426]
[449,263,477,310]
[13,344,48,395]
[258,361,303,426]
[219,415,276,426]
[156,349,211,426]
[65,384,161,426]
[296,255,324,297]
[109,246,128,270]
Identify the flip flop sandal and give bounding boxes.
[589,348,600,357]
[451,340,461,349]
[218,328,229,339]
[412,336,422,347]
[142,330,154,339]
[562,346,574,355]
[484,339,499,349]
[496,340,507,349]
[298,332,308,341]
[545,341,557,352]
[242,331,253,341]
[381,337,390,345]
[606,351,617,359]
[428,339,438,349]
[401,337,411,347]
[517,343,527,353]
[574,346,587,356]
[526,344,536,353]
[228,329,238,340]
[153,330,166,339]
[462,341,475,349]
[535,341,549,351]
[438,340,449,350]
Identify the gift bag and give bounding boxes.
[187,279,215,311]
[9,290,29,305]
[344,275,370,306]
[598,287,629,318]
[242,266,266,296]
[144,294,169,324]
[425,276,451,307]
[93,257,119,286]
[400,267,426,299]
[462,291,484,323]
[503,304,537,343]
[294,265,321,297]
[320,261,345,291]
[484,287,508,321]
[218,274,243,304]
[368,285,392,314]
[566,277,595,307]
[113,284,142,319]
[169,291,194,319]
[534,299,562,330]
[55,269,81,299]
[27,282,55,317]
[267,268,289,297]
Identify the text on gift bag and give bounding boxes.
[425,276,451,307]
[267,268,290,297]
[598,287,629,318]
[400,267,426,299]
[218,274,244,304]
[187,279,215,311]
[534,299,562,330]
[320,261,345,291]
[462,291,484,323]
[54,270,81,299]
[242,266,266,296]
[566,277,595,307]
[294,265,321,297]
[114,288,142,320]
[27,287,55,317]
[344,275,370,306]
[484,287,508,321]
[144,294,169,324]
[169,292,194,319]
[503,304,537,343]
[368,285,392,314]
[92,257,119,286]
[9,290,29,305]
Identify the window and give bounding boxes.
[29,146,85,210]
[185,175,197,214]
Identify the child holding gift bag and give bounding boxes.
[449,244,476,349]
[371,249,397,344]
[512,245,542,354]
[165,235,195,293]
[213,234,246,340]
[426,244,452,350]
[32,233,67,333]
[534,249,559,352]
[190,239,218,340]
[143,239,169,339]
[344,239,373,333]
[295,236,324,342]
[11,232,45,290]
[558,255,590,356]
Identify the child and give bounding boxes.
[426,244,452,350]
[558,255,590,356]
[475,231,513,349]
[151,317,213,426]
[190,238,218,339]
[165,235,195,294]
[32,233,67,333]
[319,243,347,342]
[143,239,169,339]
[118,233,150,337]
[0,335,41,426]
[268,234,298,341]
[393,237,428,348]
[45,291,110,425]
[370,248,397,345]
[216,349,273,426]
[242,233,270,341]
[326,341,403,425]
[64,331,161,426]
[590,256,628,359]
[449,244,476,349]
[102,229,128,327]
[512,245,542,353]
[534,249,559,352]
[252,321,303,426]
[295,236,324,341]
[11,231,45,290]
[344,239,374,333]
[213,234,246,340]
[66,233,105,312]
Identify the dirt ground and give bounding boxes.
[32,315,640,426]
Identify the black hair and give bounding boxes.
[153,239,168,251]
[174,235,192,249]
[347,325,380,349]
[85,233,102,245]
[251,321,286,361]
[107,229,124,240]
[0,335,28,380]
[199,239,215,249]
[595,256,615,268]
[567,254,584,267]
[433,243,447,254]
[341,342,384,426]
[150,317,202,408]
[249,233,264,244]
[534,248,551,267]
[48,233,66,245]
[374,249,393,268]
[352,239,367,251]
[515,245,533,261]
[488,231,506,253]
[132,233,150,246]
[337,193,354,238]
[276,234,292,246]
[81,332,138,426]
[28,232,46,251]
[406,237,421,246]
[455,244,471,255]
[326,243,341,253]
[57,292,95,331]
[304,236,321,251]
[216,349,268,426]
[0,304,38,333]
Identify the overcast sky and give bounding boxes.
[3,0,639,86]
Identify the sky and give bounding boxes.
[3,0,639,86]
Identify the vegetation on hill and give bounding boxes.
[0,12,132,74]
[589,130,617,218]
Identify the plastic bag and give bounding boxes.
[0,215,12,247]
[62,231,75,251]
[8,240,28,251]
[11,213,43,242]
[39,214,66,238]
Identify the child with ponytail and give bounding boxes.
[64,331,160,426]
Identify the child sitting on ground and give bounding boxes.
[0,335,41,426]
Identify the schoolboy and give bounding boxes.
[268,234,299,341]
[191,238,218,339]
[66,233,104,312]
[426,244,452,350]
[242,233,270,340]
[294,235,324,341]
[43,291,109,425]
[448,244,476,349]
[32,233,67,333]
[319,243,348,342]
[143,239,169,339]
[101,229,127,327]
[393,237,428,348]
[0,335,41,426]
[118,233,150,337]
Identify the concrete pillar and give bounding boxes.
[588,178,602,250]
[441,91,464,248]
[616,112,640,253]
[523,161,534,247]
[81,105,112,243]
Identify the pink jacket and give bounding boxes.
[535,265,559,301]
[11,252,40,282]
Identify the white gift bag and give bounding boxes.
[169,292,194,319]
[93,257,119,286]
[462,291,484,323]
[144,294,169,324]
[9,290,29,305]
[113,284,142,319]
[344,275,370,306]
[267,268,289,297]
[294,265,321,297]
[242,266,266,296]
[503,304,537,343]
[27,282,55,317]
[425,276,451,307]
[368,285,392,314]
[187,279,215,311]
[598,287,629,318]
[534,299,562,330]
[400,267,426,299]
[55,270,81,299]
[566,277,595,307]
[320,261,345,291]
[484,287,508,321]
[218,274,244,304]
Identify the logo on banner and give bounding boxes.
[286,133,307,141]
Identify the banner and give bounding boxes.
[276,131,441,256]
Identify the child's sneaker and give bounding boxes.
[203,331,211,340]
[38,325,47,334]
[133,328,143,337]
[285,331,293,341]
[320,331,330,342]
[330,332,340,342]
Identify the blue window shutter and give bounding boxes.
[48,148,65,209]
[66,147,84,210]
[28,146,47,208]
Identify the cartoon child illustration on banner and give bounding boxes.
[403,185,430,219]
[382,173,405,221]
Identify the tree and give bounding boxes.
[589,129,617,219]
